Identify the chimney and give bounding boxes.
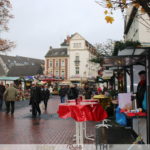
[66,36,70,43]
[49,46,52,50]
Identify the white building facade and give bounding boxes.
[45,33,99,84]
[68,33,99,83]
[124,5,150,46]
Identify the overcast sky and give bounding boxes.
[2,0,124,59]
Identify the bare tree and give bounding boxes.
[0,0,15,52]
[95,39,115,56]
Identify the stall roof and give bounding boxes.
[0,76,20,81]
[118,48,146,56]
[102,47,149,67]
[102,55,145,67]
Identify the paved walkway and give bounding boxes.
[0,96,96,144]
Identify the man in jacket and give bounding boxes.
[84,85,93,99]
[3,83,18,114]
[136,70,146,108]
[43,85,50,110]
[67,84,79,100]
[30,82,41,117]
[59,86,67,103]
[0,82,5,110]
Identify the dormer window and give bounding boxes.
[73,43,81,48]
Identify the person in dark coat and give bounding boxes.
[84,85,93,99]
[43,85,50,110]
[136,70,146,108]
[59,86,67,103]
[30,82,41,117]
[0,81,6,110]
[40,85,45,101]
[67,84,79,100]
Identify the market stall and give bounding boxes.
[99,47,150,143]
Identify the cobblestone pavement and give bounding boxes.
[0,96,97,144]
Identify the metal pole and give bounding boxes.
[146,51,150,144]
[130,66,134,93]
[124,67,127,92]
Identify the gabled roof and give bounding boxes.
[0,55,44,69]
[7,65,43,77]
[0,55,44,77]
[45,48,68,57]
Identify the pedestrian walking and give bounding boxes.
[43,85,50,110]
[3,84,9,109]
[40,85,45,101]
[0,81,6,110]
[84,85,93,99]
[67,84,79,100]
[59,86,67,103]
[49,86,53,97]
[3,83,18,114]
[29,82,41,118]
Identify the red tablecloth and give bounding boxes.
[120,109,147,117]
[57,103,108,122]
[67,99,98,103]
[125,112,147,117]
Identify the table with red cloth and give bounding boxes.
[120,109,147,142]
[57,100,108,144]
[120,109,147,118]
[58,102,107,122]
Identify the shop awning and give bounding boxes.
[59,81,71,85]
[102,70,113,80]
[0,76,20,81]
[41,78,63,81]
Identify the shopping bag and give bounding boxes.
[115,106,127,126]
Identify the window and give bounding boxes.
[24,62,29,65]
[56,61,59,67]
[56,71,59,76]
[75,67,79,75]
[73,43,81,48]
[75,56,79,61]
[61,60,65,67]
[50,61,53,67]
[75,55,80,66]
[61,71,65,77]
